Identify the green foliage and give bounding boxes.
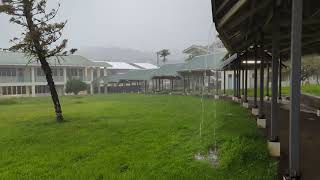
[0,94,276,179]
[65,79,88,95]
[300,55,320,81]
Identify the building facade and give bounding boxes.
[0,51,105,97]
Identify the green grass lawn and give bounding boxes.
[223,84,320,97]
[0,94,276,180]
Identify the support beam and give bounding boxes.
[254,45,258,108]
[271,2,280,142]
[218,0,248,29]
[224,70,226,95]
[245,54,248,102]
[238,61,241,98]
[267,61,270,98]
[233,69,237,97]
[259,31,265,119]
[289,0,303,178]
[216,70,219,95]
[279,55,282,100]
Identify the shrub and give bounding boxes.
[65,79,88,95]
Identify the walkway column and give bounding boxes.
[271,2,280,142]
[254,46,258,108]
[216,70,219,95]
[259,32,265,119]
[267,61,270,98]
[183,76,186,93]
[289,0,302,178]
[245,54,248,102]
[242,66,245,98]
[223,70,226,95]
[279,55,282,100]
[238,61,241,99]
[233,69,236,97]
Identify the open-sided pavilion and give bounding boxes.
[211,0,320,179]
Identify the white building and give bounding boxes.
[0,51,158,97]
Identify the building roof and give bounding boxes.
[132,63,158,69]
[104,62,140,70]
[0,51,94,67]
[152,63,184,78]
[92,61,112,68]
[179,51,227,72]
[101,69,156,83]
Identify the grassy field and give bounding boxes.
[223,84,320,97]
[0,94,276,180]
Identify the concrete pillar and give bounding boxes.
[289,0,303,178]
[271,1,280,142]
[254,46,258,108]
[31,67,36,97]
[259,31,265,119]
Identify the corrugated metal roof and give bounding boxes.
[152,63,184,78]
[92,61,112,67]
[179,51,227,72]
[101,69,155,83]
[0,51,94,67]
[132,63,158,69]
[105,62,140,70]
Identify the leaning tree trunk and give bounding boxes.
[40,59,64,122]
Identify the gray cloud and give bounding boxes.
[0,0,215,52]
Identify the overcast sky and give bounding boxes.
[0,0,216,52]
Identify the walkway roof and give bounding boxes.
[211,0,320,56]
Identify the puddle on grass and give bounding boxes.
[194,148,219,167]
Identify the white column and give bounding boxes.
[97,67,101,93]
[84,67,88,81]
[63,67,67,83]
[31,67,36,97]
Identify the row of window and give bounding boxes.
[0,68,17,77]
[0,68,87,77]
[35,85,50,94]
[1,86,27,95]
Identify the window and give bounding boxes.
[2,87,7,95]
[17,86,22,94]
[35,85,50,94]
[7,87,12,95]
[22,86,26,94]
[37,68,45,76]
[0,68,16,76]
[12,87,16,95]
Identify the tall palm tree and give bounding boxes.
[159,49,170,64]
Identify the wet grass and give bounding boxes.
[0,94,276,179]
[223,84,320,97]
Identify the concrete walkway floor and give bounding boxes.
[230,95,320,180]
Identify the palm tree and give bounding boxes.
[159,49,170,64]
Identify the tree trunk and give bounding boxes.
[40,59,64,122]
